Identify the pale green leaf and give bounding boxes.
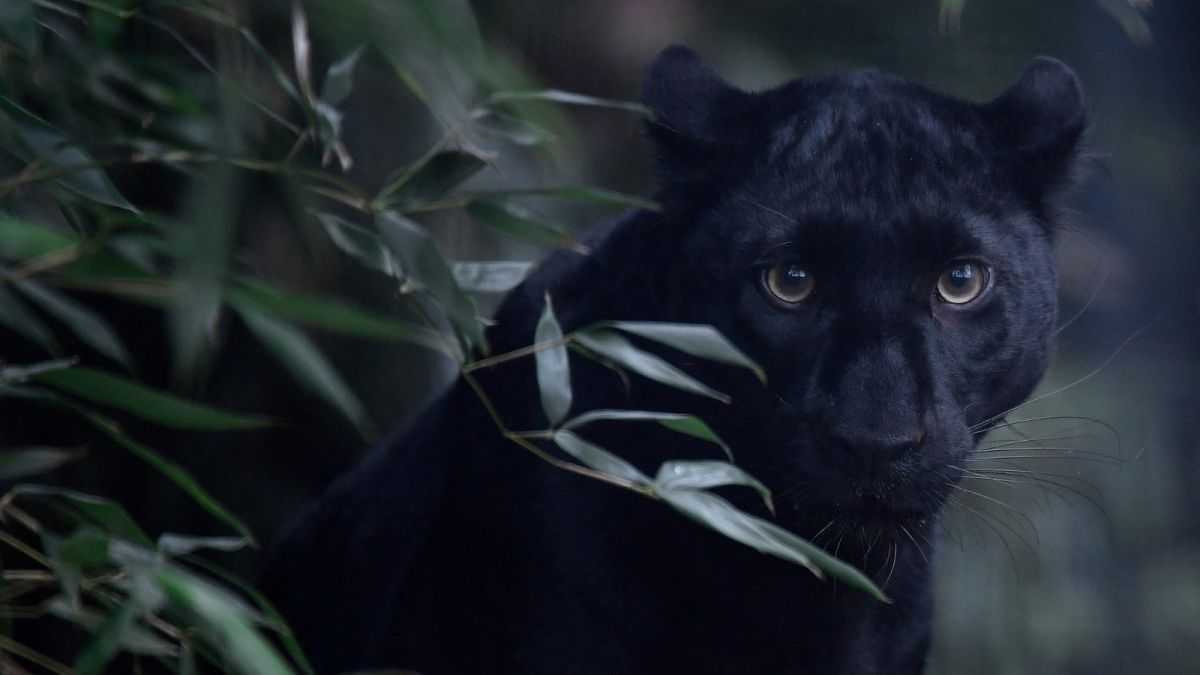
[574,329,730,403]
[534,294,571,426]
[552,430,649,485]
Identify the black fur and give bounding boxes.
[262,46,1085,674]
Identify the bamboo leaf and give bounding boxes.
[313,211,398,276]
[486,89,651,116]
[0,283,55,349]
[574,329,730,403]
[230,278,451,357]
[604,321,765,382]
[451,260,532,293]
[33,366,273,431]
[320,46,365,106]
[378,150,487,207]
[482,186,659,212]
[6,485,152,547]
[552,430,649,485]
[157,534,250,558]
[12,279,132,369]
[655,461,773,512]
[231,298,370,436]
[561,409,731,460]
[374,210,484,349]
[465,200,574,248]
[534,294,571,426]
[0,446,83,480]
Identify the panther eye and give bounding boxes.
[764,262,815,305]
[935,261,989,305]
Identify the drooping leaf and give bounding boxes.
[0,357,77,383]
[313,211,398,276]
[155,565,297,675]
[80,412,257,544]
[230,278,451,356]
[655,488,888,601]
[655,461,773,512]
[6,485,152,547]
[552,430,649,485]
[0,446,83,480]
[0,216,75,260]
[534,294,571,426]
[374,210,484,349]
[10,124,135,211]
[13,279,132,368]
[465,200,574,248]
[378,149,487,207]
[231,298,370,437]
[157,534,250,558]
[33,366,273,431]
[604,321,765,382]
[48,599,175,660]
[561,409,731,460]
[483,186,659,212]
[43,527,111,608]
[320,46,365,106]
[486,89,652,116]
[0,283,55,349]
[574,329,730,403]
[451,260,532,293]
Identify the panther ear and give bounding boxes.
[983,57,1086,197]
[642,45,758,184]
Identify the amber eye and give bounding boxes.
[936,261,989,305]
[764,262,815,304]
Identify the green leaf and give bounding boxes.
[231,298,370,436]
[0,0,37,55]
[378,150,487,207]
[0,357,77,383]
[375,210,484,349]
[451,260,532,293]
[320,46,365,106]
[48,599,175,660]
[16,126,135,211]
[230,278,451,357]
[0,217,75,260]
[81,412,257,544]
[486,89,651,117]
[574,329,730,403]
[7,485,152,547]
[0,446,83,480]
[465,200,574,248]
[13,279,132,368]
[656,488,888,601]
[43,527,111,608]
[313,211,398,276]
[561,409,731,460]
[604,322,765,383]
[534,294,571,426]
[655,461,773,512]
[157,534,250,558]
[0,283,55,349]
[483,186,659,212]
[552,430,649,485]
[155,565,297,675]
[32,366,273,431]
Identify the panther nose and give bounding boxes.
[828,425,924,478]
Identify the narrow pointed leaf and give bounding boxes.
[605,321,765,382]
[157,534,250,558]
[562,409,731,460]
[451,261,532,293]
[574,329,730,403]
[552,430,649,485]
[230,278,451,357]
[379,150,487,206]
[33,366,273,430]
[375,210,484,348]
[534,294,571,426]
[313,211,398,276]
[6,485,152,547]
[655,461,773,512]
[0,446,83,480]
[0,216,75,259]
[13,279,132,368]
[483,186,659,212]
[486,89,651,116]
[231,299,370,436]
[465,200,574,248]
[0,284,55,349]
[320,46,364,106]
[657,488,887,601]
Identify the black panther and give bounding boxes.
[262,46,1085,674]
